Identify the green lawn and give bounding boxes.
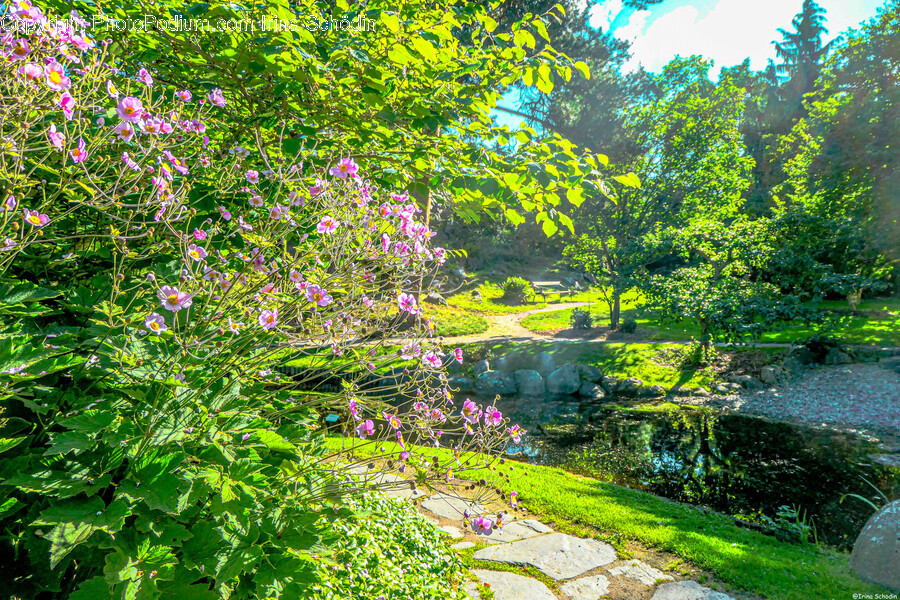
[326,437,890,600]
[522,296,900,346]
[429,305,490,337]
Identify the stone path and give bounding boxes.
[343,461,748,599]
[409,487,740,600]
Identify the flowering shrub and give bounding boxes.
[0,3,520,597]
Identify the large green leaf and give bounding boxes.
[36,498,130,568]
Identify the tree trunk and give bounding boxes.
[610,292,621,329]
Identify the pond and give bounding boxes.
[475,394,899,549]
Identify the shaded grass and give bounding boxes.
[327,437,890,600]
[446,282,603,315]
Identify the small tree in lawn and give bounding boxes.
[641,217,809,362]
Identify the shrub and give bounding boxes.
[570,308,593,329]
[0,9,520,596]
[500,276,531,304]
[620,316,638,333]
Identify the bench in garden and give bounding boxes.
[531,281,572,302]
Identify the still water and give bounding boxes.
[480,394,899,549]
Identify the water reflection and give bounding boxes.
[470,394,899,549]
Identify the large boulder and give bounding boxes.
[546,364,580,396]
[824,347,852,365]
[493,356,510,372]
[600,376,619,394]
[473,359,490,377]
[616,377,644,397]
[576,364,603,383]
[878,356,900,375]
[424,291,447,306]
[475,371,517,396]
[759,366,781,385]
[514,369,545,397]
[535,352,556,377]
[727,374,763,390]
[850,500,900,591]
[447,375,474,393]
[578,381,606,400]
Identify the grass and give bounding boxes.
[446,282,602,315]
[326,437,891,600]
[429,305,489,337]
[521,294,900,346]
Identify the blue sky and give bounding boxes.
[494,0,886,128]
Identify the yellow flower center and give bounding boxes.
[313,292,322,301]
[26,215,40,225]
[167,294,179,305]
[48,71,62,85]
[124,106,135,115]
[150,322,160,331]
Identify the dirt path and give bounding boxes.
[443,302,593,345]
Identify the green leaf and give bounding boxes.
[37,498,130,568]
[566,188,585,207]
[504,209,525,227]
[0,497,23,519]
[252,429,297,453]
[537,64,554,94]
[614,172,641,188]
[573,60,590,79]
[411,36,436,62]
[541,219,559,237]
[514,30,535,50]
[380,12,400,33]
[0,437,25,454]
[480,15,498,32]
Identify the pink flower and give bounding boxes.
[45,62,70,91]
[145,312,167,334]
[193,228,207,240]
[228,317,243,333]
[138,67,153,85]
[245,170,260,184]
[208,88,226,107]
[238,216,253,231]
[249,195,264,207]
[2,195,16,212]
[355,419,375,439]
[349,398,361,420]
[157,285,192,312]
[69,138,87,163]
[508,425,526,444]
[461,399,480,424]
[59,92,76,121]
[23,209,49,227]
[116,96,144,122]
[398,292,419,315]
[454,348,464,364]
[187,244,208,261]
[10,38,30,60]
[141,117,164,135]
[305,285,333,307]
[288,270,303,284]
[484,406,503,427]
[382,411,401,429]
[122,151,140,171]
[269,204,286,221]
[288,191,305,207]
[106,80,119,98]
[329,157,359,179]
[114,121,135,142]
[423,351,442,369]
[258,309,278,330]
[217,206,232,221]
[510,491,519,508]
[176,89,192,101]
[47,123,65,150]
[400,342,420,360]
[316,216,339,234]
[21,63,42,82]
[471,516,494,534]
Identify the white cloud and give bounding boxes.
[621,0,807,74]
[589,0,625,32]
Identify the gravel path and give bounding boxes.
[701,364,900,444]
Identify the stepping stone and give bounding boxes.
[608,560,674,585]
[465,569,555,600]
[421,492,484,519]
[439,525,464,539]
[452,541,475,550]
[651,581,737,600]
[475,519,553,545]
[560,574,611,599]
[473,532,616,580]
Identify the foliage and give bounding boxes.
[569,308,592,330]
[310,494,468,600]
[0,6,520,596]
[619,316,637,334]
[499,276,531,305]
[46,0,611,236]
